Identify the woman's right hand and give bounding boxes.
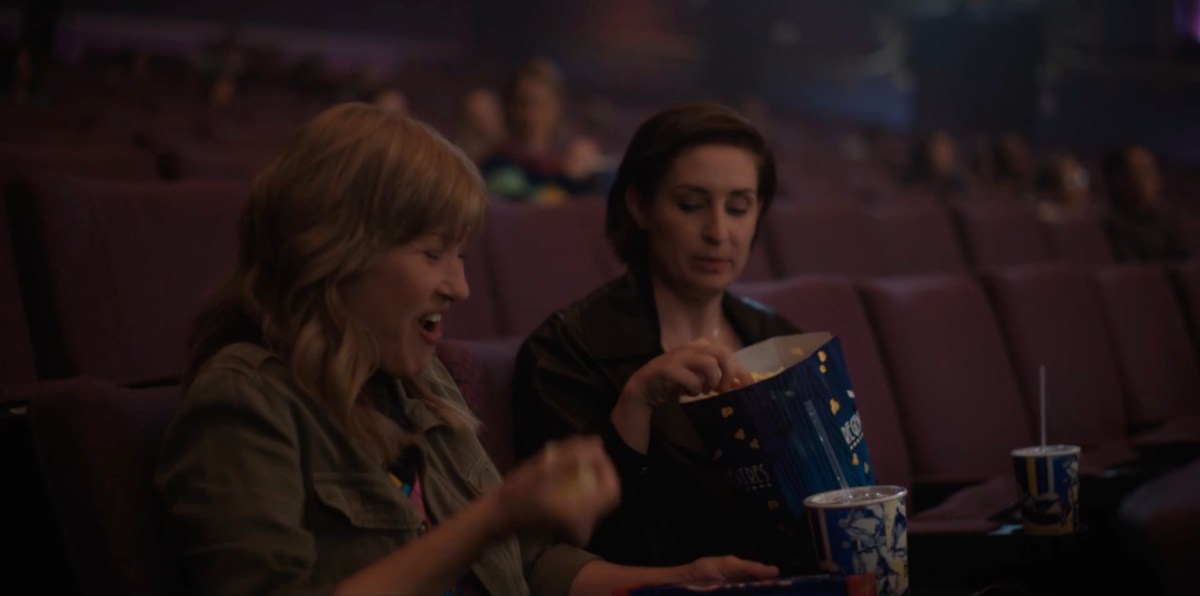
[491,436,620,546]
[619,338,751,411]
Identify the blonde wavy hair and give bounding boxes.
[187,102,484,462]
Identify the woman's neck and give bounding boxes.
[649,273,730,352]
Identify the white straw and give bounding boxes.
[804,401,850,490]
[1039,365,1047,449]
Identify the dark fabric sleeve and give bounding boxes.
[512,314,644,471]
[1164,217,1191,261]
[512,317,686,565]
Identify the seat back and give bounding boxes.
[159,145,275,181]
[437,338,523,473]
[0,200,36,383]
[1041,213,1114,265]
[1179,213,1200,257]
[27,377,186,595]
[1092,265,1200,429]
[735,277,912,487]
[0,144,156,181]
[484,200,622,336]
[11,175,248,383]
[981,264,1127,448]
[1170,260,1200,355]
[872,204,968,275]
[952,202,1053,268]
[766,202,883,277]
[858,275,1033,482]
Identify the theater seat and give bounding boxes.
[483,200,623,336]
[952,202,1053,268]
[26,377,186,595]
[981,264,1139,472]
[158,145,275,181]
[731,277,1007,531]
[0,144,157,181]
[1170,260,1200,353]
[1041,213,1114,266]
[9,174,248,384]
[858,275,1034,484]
[0,201,36,384]
[1116,459,1200,596]
[765,202,883,277]
[1092,265,1200,446]
[872,204,968,276]
[437,338,523,473]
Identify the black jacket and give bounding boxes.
[512,268,815,572]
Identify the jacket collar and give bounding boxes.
[583,266,778,361]
[578,267,787,459]
[381,364,458,435]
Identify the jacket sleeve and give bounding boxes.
[155,365,326,595]
[513,316,689,565]
[519,534,601,596]
[512,314,648,475]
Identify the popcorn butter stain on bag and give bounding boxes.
[678,332,877,562]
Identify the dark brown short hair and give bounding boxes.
[605,102,778,268]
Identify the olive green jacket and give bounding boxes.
[155,343,597,595]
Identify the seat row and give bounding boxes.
[3,172,1199,387]
[7,261,1199,593]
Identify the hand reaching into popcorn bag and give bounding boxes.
[611,338,755,454]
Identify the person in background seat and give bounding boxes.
[480,58,603,205]
[1102,144,1189,262]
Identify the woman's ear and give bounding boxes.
[625,187,646,229]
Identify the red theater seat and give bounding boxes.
[952,202,1053,268]
[0,202,36,384]
[858,275,1034,484]
[9,175,248,384]
[26,377,186,595]
[765,202,883,277]
[437,338,523,473]
[1092,265,1200,444]
[483,200,623,336]
[1170,259,1200,352]
[872,204,969,276]
[1041,213,1114,266]
[981,264,1139,471]
[0,144,157,181]
[159,145,275,181]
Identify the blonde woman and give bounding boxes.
[155,103,776,595]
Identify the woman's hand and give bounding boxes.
[491,436,620,546]
[619,338,751,411]
[680,555,780,585]
[611,338,752,453]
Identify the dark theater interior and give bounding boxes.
[2,1,1199,595]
